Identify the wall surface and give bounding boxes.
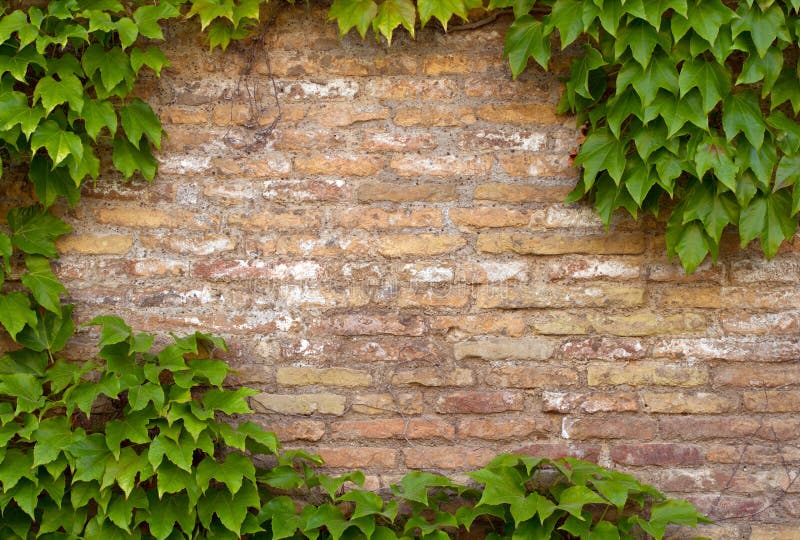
[47,6,800,538]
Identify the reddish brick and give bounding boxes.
[436,391,524,414]
[458,417,557,440]
[562,417,658,440]
[610,444,704,466]
[331,418,455,440]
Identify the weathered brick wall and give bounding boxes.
[49,6,800,538]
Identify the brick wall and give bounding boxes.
[49,6,800,538]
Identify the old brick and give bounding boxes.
[588,362,708,387]
[295,153,383,176]
[498,154,576,177]
[394,105,475,126]
[318,314,426,336]
[654,337,800,362]
[561,337,647,359]
[589,312,707,336]
[276,367,372,387]
[476,284,645,309]
[456,261,530,283]
[449,208,533,229]
[436,391,523,414]
[331,418,455,440]
[454,337,555,361]
[722,311,800,334]
[477,233,646,255]
[458,417,557,440]
[610,444,704,466]
[487,365,580,388]
[397,285,470,308]
[473,182,572,203]
[391,368,474,387]
[715,365,800,387]
[57,233,133,255]
[252,393,346,415]
[642,392,737,414]
[459,129,553,152]
[528,312,592,335]
[390,155,492,177]
[212,154,292,177]
[193,260,321,281]
[334,208,443,229]
[140,233,235,255]
[93,207,217,230]
[432,314,526,337]
[542,391,639,413]
[360,131,438,151]
[307,103,390,127]
[161,107,208,124]
[544,256,642,280]
[514,442,601,462]
[378,234,465,257]
[316,447,397,468]
[477,104,561,125]
[423,53,498,74]
[404,447,495,469]
[743,390,800,412]
[228,209,323,230]
[259,419,326,441]
[364,78,458,100]
[562,417,658,440]
[659,416,765,440]
[351,392,423,415]
[358,183,457,202]
[750,524,800,540]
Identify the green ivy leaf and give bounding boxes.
[80,99,118,141]
[0,45,46,83]
[723,90,767,149]
[0,292,37,340]
[89,316,132,347]
[740,191,797,258]
[20,256,65,314]
[7,206,72,258]
[731,3,789,58]
[130,46,170,77]
[417,0,467,30]
[202,387,257,415]
[83,44,133,92]
[548,0,584,47]
[615,18,660,67]
[574,128,626,187]
[372,0,415,44]
[115,17,139,49]
[33,74,84,115]
[329,0,379,38]
[678,57,731,114]
[686,0,736,44]
[133,2,180,40]
[505,15,550,77]
[30,120,84,167]
[112,135,158,180]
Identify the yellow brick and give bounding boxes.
[295,153,383,176]
[588,362,708,387]
[589,312,707,336]
[477,233,646,255]
[390,155,492,177]
[277,367,372,387]
[641,391,737,414]
[57,233,132,255]
[334,208,443,229]
[358,183,457,203]
[449,208,533,229]
[477,104,562,125]
[252,393,346,415]
[378,234,466,257]
[394,105,475,126]
[473,182,572,203]
[476,284,645,309]
[498,154,576,177]
[93,207,217,230]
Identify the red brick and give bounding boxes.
[610,444,704,466]
[562,417,658,440]
[331,418,455,440]
[315,447,397,469]
[458,417,557,440]
[403,447,495,470]
[435,391,524,414]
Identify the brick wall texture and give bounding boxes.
[41,6,800,538]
